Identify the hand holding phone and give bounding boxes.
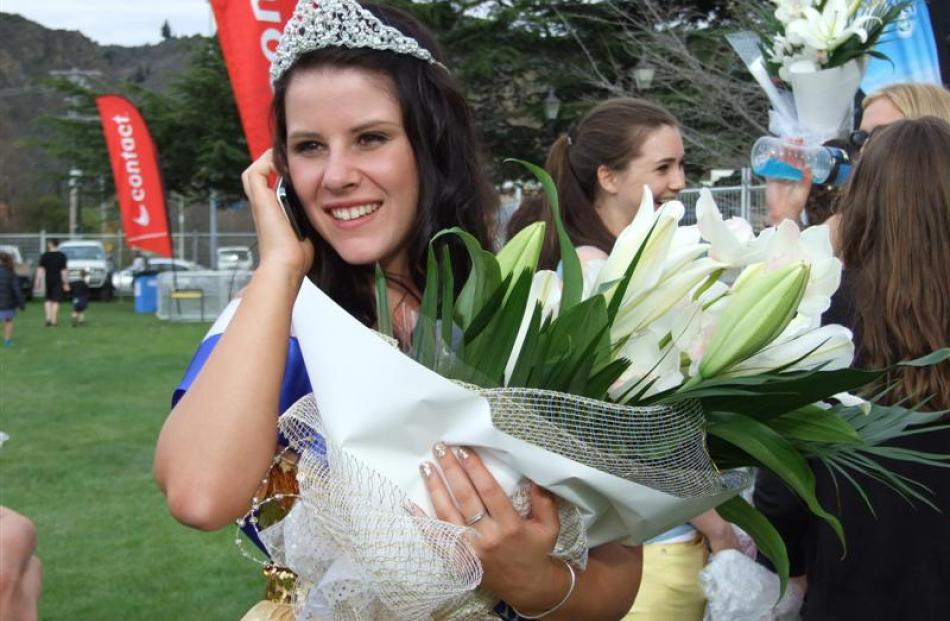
[275,176,312,241]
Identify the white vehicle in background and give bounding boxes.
[59,240,114,301]
[110,258,205,296]
[216,246,254,271]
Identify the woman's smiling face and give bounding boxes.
[284,66,419,277]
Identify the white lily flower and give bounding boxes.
[773,0,814,24]
[594,188,685,304]
[833,391,872,415]
[725,322,855,377]
[669,298,728,379]
[662,224,709,276]
[504,270,561,384]
[612,258,723,343]
[696,188,763,267]
[763,220,841,317]
[786,0,874,53]
[594,186,656,291]
[610,333,685,401]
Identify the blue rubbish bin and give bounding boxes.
[133,273,159,314]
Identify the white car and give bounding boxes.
[111,258,204,296]
[59,240,114,300]
[216,246,255,271]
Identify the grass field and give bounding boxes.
[0,299,261,620]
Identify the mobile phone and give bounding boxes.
[275,176,311,241]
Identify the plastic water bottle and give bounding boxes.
[750,137,852,187]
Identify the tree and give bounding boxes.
[161,20,173,41]
[137,37,250,200]
[563,0,771,175]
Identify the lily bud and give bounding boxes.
[496,221,545,297]
[698,261,810,379]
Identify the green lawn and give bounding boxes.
[0,299,261,620]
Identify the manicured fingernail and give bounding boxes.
[452,446,470,460]
[433,442,447,458]
[420,462,433,478]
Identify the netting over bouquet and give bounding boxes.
[260,378,730,621]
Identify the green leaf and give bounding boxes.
[433,227,501,331]
[439,246,456,353]
[411,247,440,368]
[507,158,582,313]
[508,302,545,387]
[897,348,950,368]
[373,263,392,339]
[461,270,535,386]
[716,495,790,599]
[535,296,611,392]
[707,411,846,552]
[693,367,882,420]
[766,406,864,445]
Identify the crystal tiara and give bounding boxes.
[270,0,446,84]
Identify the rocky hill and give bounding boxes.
[0,12,203,230]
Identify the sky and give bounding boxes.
[2,0,217,47]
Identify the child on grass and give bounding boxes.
[0,252,25,347]
[70,270,91,327]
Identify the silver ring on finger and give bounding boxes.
[465,511,486,526]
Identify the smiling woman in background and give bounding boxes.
[507,98,686,270]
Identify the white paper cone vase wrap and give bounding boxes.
[789,58,865,143]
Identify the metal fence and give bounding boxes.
[0,231,258,271]
[0,183,769,269]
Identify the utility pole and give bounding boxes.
[177,195,186,260]
[68,169,82,237]
[209,189,219,269]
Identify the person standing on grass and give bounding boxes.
[0,252,25,347]
[69,270,91,327]
[34,239,69,327]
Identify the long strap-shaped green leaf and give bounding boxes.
[707,411,845,553]
[507,159,581,313]
[373,263,392,339]
[716,495,791,600]
[432,227,501,332]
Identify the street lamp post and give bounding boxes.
[632,59,656,92]
[543,88,561,139]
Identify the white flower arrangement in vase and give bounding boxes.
[757,0,909,140]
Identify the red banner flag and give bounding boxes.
[96,94,173,258]
[211,0,299,159]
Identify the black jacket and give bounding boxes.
[0,266,25,311]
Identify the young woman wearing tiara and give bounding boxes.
[154,2,642,619]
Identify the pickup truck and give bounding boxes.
[59,240,115,301]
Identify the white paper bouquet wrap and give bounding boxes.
[730,1,907,142]
[256,281,742,620]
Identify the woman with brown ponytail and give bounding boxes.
[509,97,741,620]
[507,98,687,270]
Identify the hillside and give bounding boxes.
[0,13,204,230]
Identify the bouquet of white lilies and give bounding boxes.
[255,163,946,620]
[742,0,908,139]
[373,161,947,590]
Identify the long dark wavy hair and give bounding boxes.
[506,98,678,269]
[837,117,950,411]
[271,3,497,327]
